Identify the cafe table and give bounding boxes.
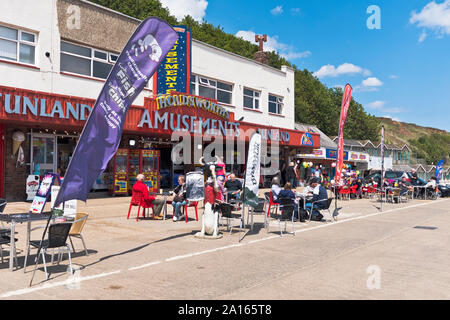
[149,191,172,220]
[0,212,56,271]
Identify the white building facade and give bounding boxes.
[0,0,318,200]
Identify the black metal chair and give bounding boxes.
[0,199,19,267]
[29,223,73,280]
[268,198,295,236]
[218,202,242,234]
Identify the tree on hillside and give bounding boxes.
[409,133,450,165]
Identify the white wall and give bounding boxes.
[192,40,295,129]
[0,0,295,129]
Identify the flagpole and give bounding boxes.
[380,126,385,212]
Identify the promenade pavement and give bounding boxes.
[0,190,449,300]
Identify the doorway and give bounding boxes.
[30,134,56,176]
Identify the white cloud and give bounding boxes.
[313,63,371,78]
[410,0,450,41]
[362,77,383,87]
[271,6,283,15]
[235,30,311,60]
[389,74,400,79]
[367,101,405,114]
[160,0,208,22]
[366,101,386,109]
[418,30,428,43]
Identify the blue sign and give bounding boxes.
[156,25,191,95]
[301,132,314,146]
[326,148,349,161]
[436,159,445,183]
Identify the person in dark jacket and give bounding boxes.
[278,182,303,221]
[305,178,328,221]
[286,161,297,188]
[224,173,242,201]
[172,175,186,221]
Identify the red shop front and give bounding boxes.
[0,86,320,201]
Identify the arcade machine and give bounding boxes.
[141,149,160,193]
[108,148,129,196]
[128,149,140,194]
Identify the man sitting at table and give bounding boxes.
[224,173,242,202]
[410,168,419,185]
[132,174,164,219]
[399,176,412,198]
[305,178,328,221]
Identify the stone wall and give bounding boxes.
[57,0,139,53]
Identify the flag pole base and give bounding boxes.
[194,232,223,239]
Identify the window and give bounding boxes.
[268,94,283,114]
[243,88,260,109]
[0,25,36,65]
[60,40,119,80]
[190,75,233,104]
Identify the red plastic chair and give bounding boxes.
[182,201,199,223]
[350,185,358,198]
[338,186,350,200]
[127,190,155,222]
[266,190,280,217]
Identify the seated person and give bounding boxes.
[305,178,328,221]
[399,176,412,196]
[382,178,391,188]
[132,174,164,219]
[172,175,186,221]
[410,168,419,185]
[271,176,282,203]
[224,173,242,202]
[421,176,437,197]
[278,182,302,221]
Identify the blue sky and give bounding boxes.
[160,0,450,132]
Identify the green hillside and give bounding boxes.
[378,117,450,164]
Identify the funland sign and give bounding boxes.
[0,86,317,146]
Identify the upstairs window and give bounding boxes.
[191,75,233,104]
[243,88,260,109]
[268,94,283,114]
[0,25,36,65]
[60,40,118,80]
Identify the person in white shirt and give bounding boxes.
[271,177,282,203]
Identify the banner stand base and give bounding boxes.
[194,232,223,239]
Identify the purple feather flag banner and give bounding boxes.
[54,18,178,206]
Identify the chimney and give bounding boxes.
[253,51,269,64]
[254,34,269,65]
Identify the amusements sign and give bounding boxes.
[156,25,191,94]
[30,173,60,214]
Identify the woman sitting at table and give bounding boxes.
[132,174,164,219]
[278,182,303,222]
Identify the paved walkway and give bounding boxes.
[0,193,449,300]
